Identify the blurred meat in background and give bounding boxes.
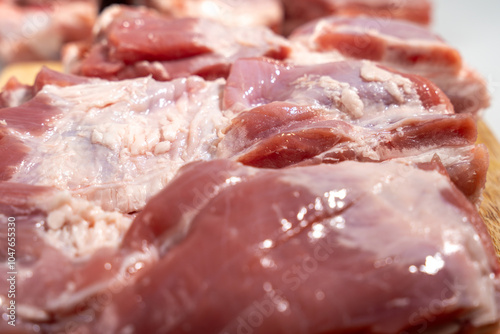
[0,0,98,69]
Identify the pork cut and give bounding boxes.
[281,0,432,34]
[0,182,134,333]
[2,159,498,333]
[130,0,284,32]
[0,74,228,213]
[63,5,291,81]
[219,58,488,203]
[0,0,98,68]
[288,16,490,116]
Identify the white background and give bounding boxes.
[434,0,500,138]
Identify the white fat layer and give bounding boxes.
[292,74,364,119]
[38,191,132,258]
[11,76,229,213]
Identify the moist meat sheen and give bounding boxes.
[0,160,498,333]
[220,58,488,203]
[0,75,228,213]
[0,2,497,333]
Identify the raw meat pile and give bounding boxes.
[0,1,498,333]
[0,0,99,68]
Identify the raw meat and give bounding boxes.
[63,5,291,81]
[131,0,284,32]
[282,0,432,34]
[220,58,488,203]
[0,75,228,213]
[0,0,98,68]
[0,77,32,108]
[3,159,498,333]
[288,16,490,116]
[0,182,133,333]
[0,67,93,108]
[223,57,452,115]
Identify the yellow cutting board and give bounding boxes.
[477,121,500,256]
[2,62,500,257]
[0,62,62,86]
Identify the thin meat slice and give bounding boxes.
[63,5,291,81]
[0,75,228,213]
[288,16,490,116]
[282,0,431,34]
[218,100,486,203]
[0,0,97,67]
[23,159,500,333]
[131,0,284,32]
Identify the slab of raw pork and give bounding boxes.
[130,0,284,32]
[220,57,488,203]
[0,74,228,213]
[281,0,431,34]
[2,159,498,333]
[288,16,490,116]
[63,5,291,81]
[0,0,98,69]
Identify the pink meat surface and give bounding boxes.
[63,5,291,81]
[0,75,228,213]
[281,0,431,34]
[220,58,488,203]
[0,0,97,67]
[288,16,490,116]
[223,58,452,116]
[131,0,284,32]
[2,159,498,333]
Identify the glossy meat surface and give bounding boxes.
[0,75,228,213]
[3,159,498,333]
[220,58,487,203]
[63,5,290,81]
[289,16,490,116]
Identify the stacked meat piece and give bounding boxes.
[1,1,499,333]
[288,16,490,116]
[63,5,291,81]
